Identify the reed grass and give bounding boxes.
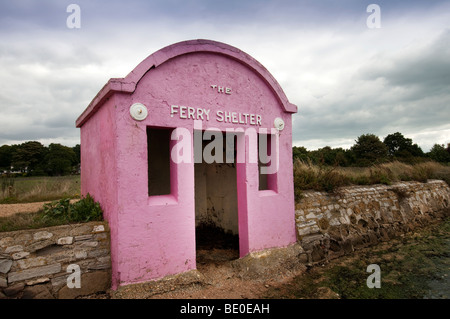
[294,159,450,200]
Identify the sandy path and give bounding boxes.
[0,201,50,218]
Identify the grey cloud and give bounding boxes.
[292,28,450,150]
[362,30,450,96]
[1,1,449,151]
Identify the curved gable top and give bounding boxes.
[76,39,297,128]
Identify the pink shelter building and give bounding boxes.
[76,39,298,289]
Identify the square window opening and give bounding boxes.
[258,133,278,191]
[147,127,173,197]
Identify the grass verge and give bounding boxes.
[0,175,80,204]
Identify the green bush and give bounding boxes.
[71,194,103,222]
[41,193,103,223]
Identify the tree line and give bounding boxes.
[0,141,80,176]
[0,132,448,176]
[293,132,450,166]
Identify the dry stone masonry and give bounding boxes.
[0,221,110,299]
[0,180,449,298]
[295,180,450,264]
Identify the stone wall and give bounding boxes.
[1,180,449,298]
[0,221,110,299]
[295,180,450,264]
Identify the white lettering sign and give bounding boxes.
[211,84,232,95]
[170,105,261,126]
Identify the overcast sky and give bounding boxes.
[0,0,449,152]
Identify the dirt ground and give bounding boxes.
[0,201,50,218]
[95,225,316,299]
[0,199,80,218]
[107,246,309,299]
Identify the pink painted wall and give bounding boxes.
[76,40,298,289]
[79,97,120,285]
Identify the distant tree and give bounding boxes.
[45,143,77,176]
[383,132,424,160]
[11,141,47,173]
[310,146,349,166]
[428,144,450,163]
[292,146,309,162]
[72,144,81,165]
[314,146,334,165]
[351,134,388,166]
[335,148,351,166]
[0,145,15,170]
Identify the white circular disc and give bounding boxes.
[130,103,148,121]
[274,117,285,131]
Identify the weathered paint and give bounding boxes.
[76,39,298,289]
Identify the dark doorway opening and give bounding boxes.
[195,223,239,266]
[194,131,239,266]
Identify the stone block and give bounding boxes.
[80,241,98,248]
[57,237,74,245]
[87,256,111,270]
[0,259,13,274]
[57,270,111,299]
[297,220,317,228]
[15,233,32,244]
[74,234,93,241]
[51,275,68,289]
[3,282,25,297]
[305,212,316,219]
[5,245,23,253]
[94,233,108,241]
[297,226,316,237]
[92,225,105,233]
[26,277,50,286]
[74,250,87,260]
[8,263,61,283]
[87,248,109,258]
[295,209,305,216]
[22,284,54,299]
[70,224,94,237]
[17,257,47,270]
[0,276,7,288]
[33,231,53,241]
[301,233,325,246]
[12,251,30,260]
[329,218,341,226]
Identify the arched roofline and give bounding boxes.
[76,39,297,127]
